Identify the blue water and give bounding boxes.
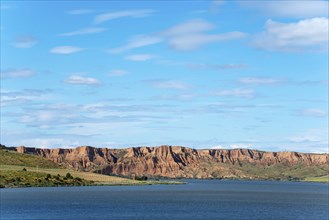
[1,180,328,220]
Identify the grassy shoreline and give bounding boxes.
[1,149,327,187]
[0,165,185,188]
[0,149,185,188]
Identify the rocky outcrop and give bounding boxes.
[14,145,329,178]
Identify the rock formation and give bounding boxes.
[14,145,329,179]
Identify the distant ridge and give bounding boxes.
[6,145,329,180]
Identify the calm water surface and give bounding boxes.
[1,180,328,220]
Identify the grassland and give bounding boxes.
[234,162,329,181]
[0,148,61,168]
[0,149,184,188]
[303,176,329,183]
[0,169,94,188]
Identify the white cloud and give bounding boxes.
[287,128,328,152]
[94,9,155,24]
[1,89,51,106]
[229,144,254,149]
[17,138,82,148]
[64,75,100,85]
[109,19,246,53]
[240,1,329,18]
[67,9,93,15]
[108,35,162,53]
[210,145,227,149]
[210,144,255,150]
[58,27,106,36]
[238,77,282,85]
[124,54,154,61]
[162,19,215,36]
[162,19,246,51]
[50,46,84,54]
[151,93,197,101]
[13,36,37,48]
[168,32,245,51]
[1,68,35,79]
[300,108,327,117]
[187,63,247,70]
[209,0,226,13]
[212,88,255,99]
[108,69,128,76]
[145,80,189,90]
[289,136,321,143]
[253,17,329,52]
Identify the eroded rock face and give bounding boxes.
[15,145,329,178]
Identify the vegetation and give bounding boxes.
[234,162,329,181]
[0,170,93,188]
[303,176,329,183]
[0,149,184,188]
[183,160,329,182]
[135,175,148,181]
[0,149,60,168]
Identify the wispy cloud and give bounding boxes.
[212,88,255,99]
[209,0,226,13]
[67,9,93,15]
[58,27,106,36]
[1,89,52,107]
[12,102,175,130]
[64,75,100,85]
[108,35,162,53]
[50,46,84,54]
[286,129,328,153]
[239,1,329,18]
[161,19,246,51]
[300,108,327,117]
[289,135,322,143]
[108,69,128,76]
[94,9,155,24]
[150,93,198,101]
[13,36,37,48]
[144,79,189,90]
[109,19,246,53]
[1,68,35,79]
[193,103,279,115]
[238,77,282,85]
[253,17,329,52]
[187,63,248,70]
[124,54,154,61]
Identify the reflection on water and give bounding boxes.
[1,180,328,220]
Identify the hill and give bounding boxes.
[10,145,329,181]
[0,148,182,188]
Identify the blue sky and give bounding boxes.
[1,1,328,152]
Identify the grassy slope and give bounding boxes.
[304,176,329,183]
[0,150,182,187]
[235,162,329,181]
[0,149,61,168]
[183,160,329,182]
[0,170,93,188]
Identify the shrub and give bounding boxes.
[45,174,51,180]
[135,175,148,181]
[66,172,73,179]
[22,168,27,171]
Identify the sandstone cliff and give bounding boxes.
[15,145,329,179]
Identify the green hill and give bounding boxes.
[0,149,183,188]
[0,149,60,168]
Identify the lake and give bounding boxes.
[1,180,328,220]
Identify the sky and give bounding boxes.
[0,1,328,152]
